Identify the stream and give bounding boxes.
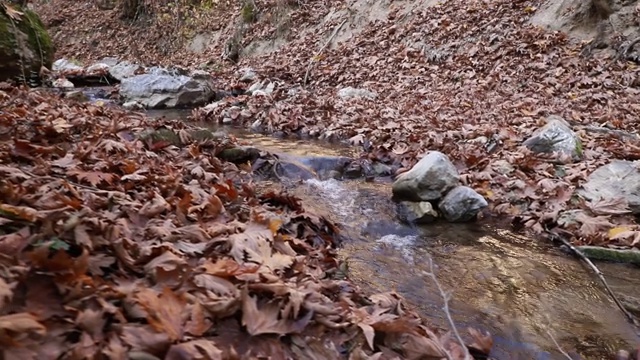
[102,101,640,358]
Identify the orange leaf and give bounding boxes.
[135,287,186,341]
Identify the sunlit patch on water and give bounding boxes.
[375,234,418,263]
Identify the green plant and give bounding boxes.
[241,0,256,23]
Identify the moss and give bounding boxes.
[575,138,583,157]
[241,1,256,23]
[22,9,54,67]
[0,7,54,81]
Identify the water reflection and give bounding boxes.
[293,180,640,359]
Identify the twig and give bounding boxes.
[422,258,472,360]
[546,329,574,360]
[549,231,639,326]
[303,19,347,87]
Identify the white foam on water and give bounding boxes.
[375,234,418,264]
[304,178,356,219]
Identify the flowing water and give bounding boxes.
[141,108,640,358]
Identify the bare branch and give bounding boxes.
[303,19,347,87]
[422,258,472,360]
[548,231,639,327]
[546,329,574,360]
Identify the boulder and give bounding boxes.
[119,72,214,109]
[52,59,82,72]
[396,201,439,225]
[438,186,488,222]
[108,60,142,81]
[523,115,582,160]
[578,160,640,214]
[392,151,460,202]
[0,7,54,81]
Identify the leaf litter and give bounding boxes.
[0,86,489,358]
[33,0,640,247]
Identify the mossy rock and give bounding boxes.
[0,6,54,81]
[139,128,229,147]
[217,146,260,164]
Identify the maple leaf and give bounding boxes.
[67,169,117,187]
[135,287,186,341]
[241,289,312,336]
[228,223,294,273]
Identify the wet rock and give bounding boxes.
[109,60,142,81]
[578,160,640,214]
[372,162,393,177]
[0,8,54,82]
[253,156,316,181]
[438,186,488,222]
[337,87,377,100]
[297,156,351,178]
[65,90,88,102]
[217,147,261,164]
[396,201,439,225]
[523,115,582,160]
[392,151,460,202]
[119,72,214,109]
[344,162,363,179]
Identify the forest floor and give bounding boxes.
[2,0,640,357]
[33,0,640,249]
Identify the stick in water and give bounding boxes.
[549,231,639,327]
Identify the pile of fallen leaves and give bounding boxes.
[30,0,640,247]
[188,0,640,247]
[0,86,492,359]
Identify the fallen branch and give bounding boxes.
[548,231,639,327]
[422,258,472,360]
[546,329,573,360]
[303,19,347,87]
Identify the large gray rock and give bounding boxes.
[578,160,640,214]
[108,60,142,81]
[523,115,582,160]
[438,186,488,222]
[391,151,460,202]
[396,201,439,224]
[52,59,83,72]
[119,72,214,109]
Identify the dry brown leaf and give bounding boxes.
[135,287,186,341]
[165,339,223,360]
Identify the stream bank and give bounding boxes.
[144,111,640,360]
